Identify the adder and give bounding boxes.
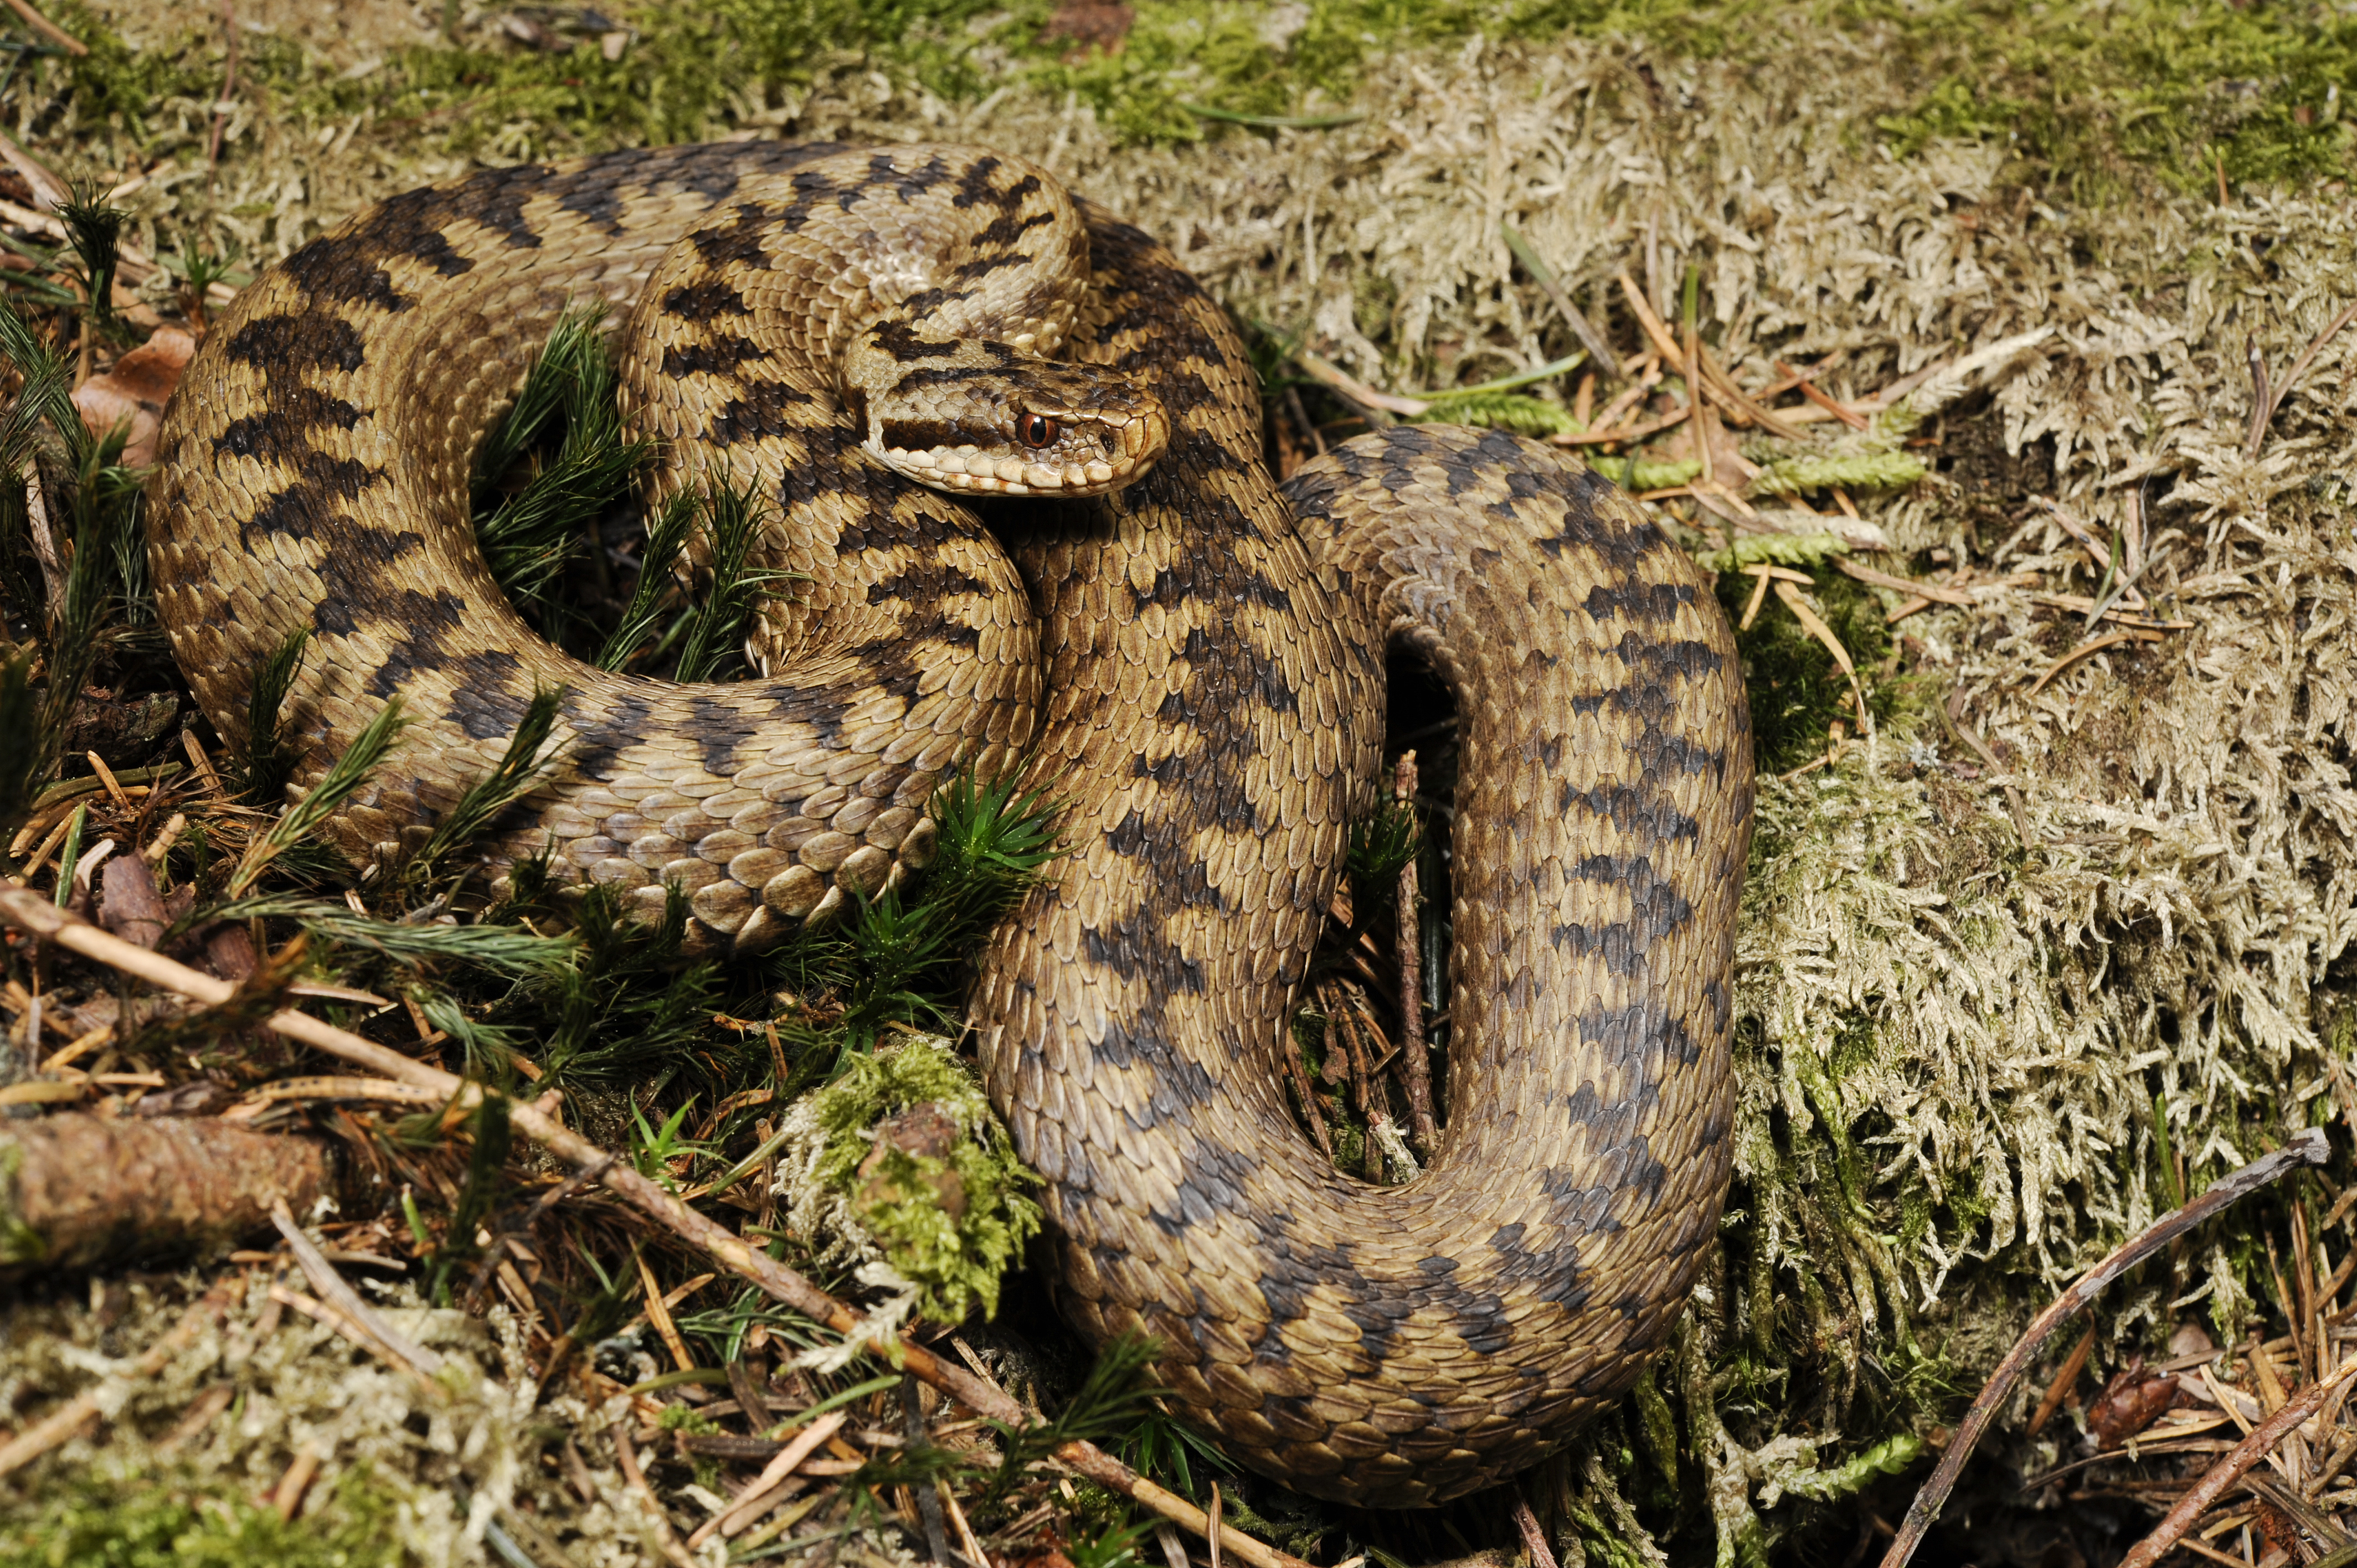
[148,141,1753,1507]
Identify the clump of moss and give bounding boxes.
[0,1462,411,1567]
[773,1033,1042,1326]
[1712,568,1901,775]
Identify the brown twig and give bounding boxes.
[1512,1495,1561,1568]
[0,0,84,55]
[1500,224,1619,384]
[2250,299,2357,456]
[614,1425,699,1568]
[2114,1356,2357,1568]
[206,1,240,166]
[2026,1325,2096,1437]
[1390,752,1437,1154]
[0,1280,234,1478]
[0,886,1310,1568]
[1875,1127,2331,1568]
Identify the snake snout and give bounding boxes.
[863,358,1169,498]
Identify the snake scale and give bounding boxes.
[148,141,1753,1507]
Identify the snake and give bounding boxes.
[147,141,1753,1508]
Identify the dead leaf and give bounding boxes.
[99,854,169,951]
[1039,0,1132,55]
[71,326,196,467]
[2088,1358,2184,1450]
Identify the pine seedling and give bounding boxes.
[472,306,652,627]
[0,303,81,453]
[919,770,1064,937]
[208,895,577,980]
[239,627,311,805]
[980,1332,1164,1506]
[427,1092,513,1306]
[0,643,36,838]
[400,683,567,894]
[472,305,606,506]
[226,699,407,896]
[55,179,126,336]
[593,489,696,672]
[672,478,786,683]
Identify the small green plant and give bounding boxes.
[671,478,786,683]
[471,305,652,632]
[54,178,126,337]
[595,490,697,672]
[225,699,408,896]
[399,683,567,894]
[239,627,311,806]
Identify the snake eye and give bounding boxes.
[1017,413,1059,448]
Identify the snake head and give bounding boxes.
[848,345,1171,499]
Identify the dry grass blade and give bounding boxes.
[1295,349,1427,416]
[1553,404,1690,447]
[1499,223,1618,383]
[1772,579,1869,733]
[2027,628,2163,697]
[687,1409,846,1546]
[1836,557,1976,606]
[0,0,83,56]
[1875,1127,2330,1568]
[269,1199,445,1379]
[2252,298,2357,455]
[2027,1325,2097,1437]
[2115,1358,2357,1568]
[265,1284,440,1397]
[0,886,1311,1568]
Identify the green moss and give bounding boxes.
[1856,0,2357,194]
[1713,569,1895,775]
[0,1463,411,1568]
[0,1136,40,1267]
[45,0,2357,191]
[805,1036,1041,1323]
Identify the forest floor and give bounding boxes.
[6,1,2357,1565]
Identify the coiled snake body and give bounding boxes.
[150,142,1753,1507]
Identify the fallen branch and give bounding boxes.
[0,1113,328,1271]
[0,885,1311,1568]
[1875,1126,2331,1568]
[2115,1355,2357,1568]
